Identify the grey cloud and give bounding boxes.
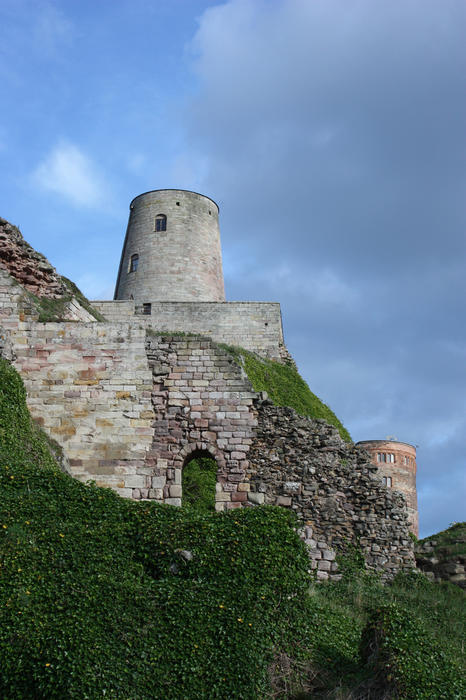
[182,0,466,536]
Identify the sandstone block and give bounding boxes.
[316,570,329,581]
[318,560,331,571]
[276,496,292,507]
[247,492,264,505]
[164,498,181,507]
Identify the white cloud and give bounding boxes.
[32,141,108,208]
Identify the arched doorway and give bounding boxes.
[182,450,218,512]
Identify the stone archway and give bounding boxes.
[181,447,221,512]
[179,441,225,469]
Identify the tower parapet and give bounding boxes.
[114,189,225,302]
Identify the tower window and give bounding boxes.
[383,476,392,487]
[142,303,151,315]
[154,214,167,231]
[129,254,139,272]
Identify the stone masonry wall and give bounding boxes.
[142,335,258,508]
[246,403,415,579]
[6,320,154,498]
[92,300,287,360]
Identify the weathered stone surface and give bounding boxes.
[415,536,466,589]
[0,218,66,298]
[246,403,415,579]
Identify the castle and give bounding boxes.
[92,189,290,362]
[0,190,417,577]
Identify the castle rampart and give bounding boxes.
[92,299,287,360]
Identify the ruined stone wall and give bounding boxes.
[0,227,98,324]
[92,300,286,360]
[415,535,466,589]
[356,439,418,536]
[0,218,66,298]
[246,404,415,578]
[143,335,258,508]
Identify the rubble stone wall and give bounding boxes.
[246,404,415,578]
[415,536,466,589]
[356,439,418,536]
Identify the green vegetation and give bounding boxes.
[222,345,351,442]
[417,521,466,560]
[146,329,199,338]
[1,358,464,698]
[0,358,310,698]
[182,455,218,512]
[61,276,106,321]
[25,276,105,322]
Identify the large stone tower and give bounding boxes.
[356,439,418,536]
[114,189,225,302]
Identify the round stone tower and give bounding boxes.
[356,439,418,536]
[114,189,225,302]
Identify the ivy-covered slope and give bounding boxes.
[223,345,351,442]
[0,358,310,698]
[0,358,464,699]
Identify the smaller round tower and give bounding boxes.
[356,439,418,536]
[114,189,225,302]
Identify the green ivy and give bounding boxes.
[1,358,464,699]
[361,603,465,699]
[182,456,217,512]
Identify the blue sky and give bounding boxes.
[1,0,465,537]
